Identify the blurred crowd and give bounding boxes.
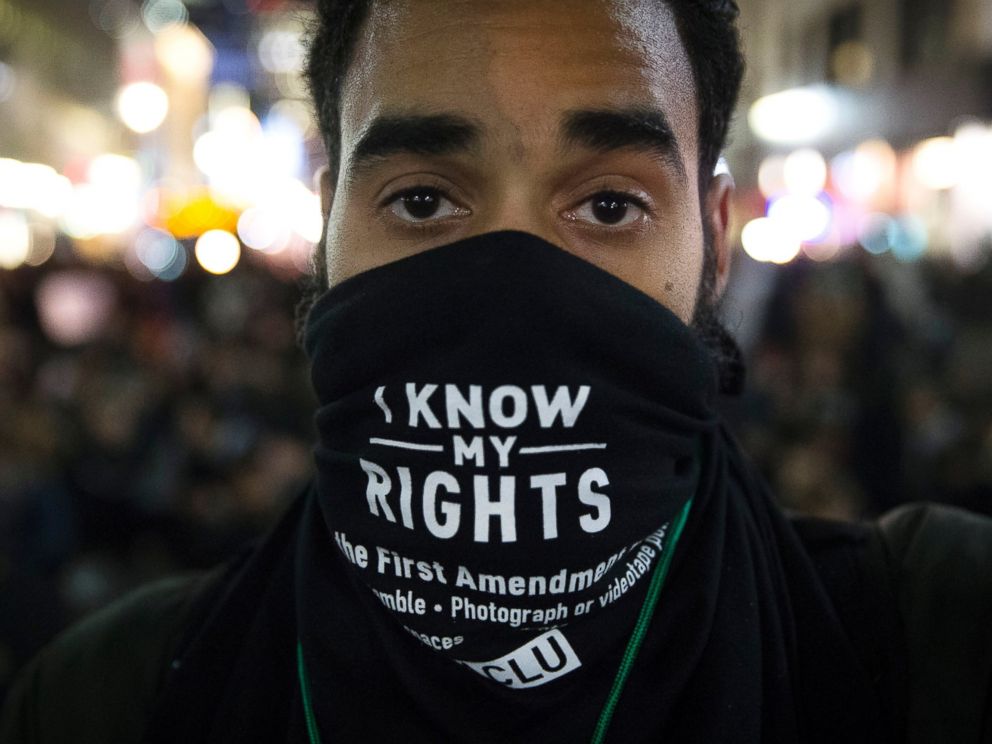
[725,252,992,523]
[2,245,992,702]
[0,245,315,699]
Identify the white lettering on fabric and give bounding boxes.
[472,475,517,543]
[358,463,613,543]
[350,382,676,642]
[453,435,485,467]
[578,467,611,533]
[407,383,442,429]
[401,385,590,429]
[529,473,567,539]
[456,630,581,688]
[422,471,461,539]
[531,385,590,428]
[489,435,517,467]
[444,384,485,428]
[488,385,528,428]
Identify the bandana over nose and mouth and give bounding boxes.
[303,230,717,685]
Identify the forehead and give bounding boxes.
[339,0,698,173]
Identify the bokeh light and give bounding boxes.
[194,106,265,206]
[0,159,24,209]
[282,180,323,242]
[61,183,139,239]
[89,0,142,38]
[767,194,833,243]
[912,136,959,190]
[257,27,306,74]
[748,86,838,145]
[858,213,894,255]
[0,160,73,218]
[194,107,263,177]
[948,122,992,267]
[207,83,252,121]
[155,24,214,82]
[135,227,187,280]
[830,41,875,87]
[88,154,142,193]
[261,109,306,180]
[25,223,58,267]
[741,217,802,264]
[758,155,787,198]
[783,149,827,195]
[195,229,241,274]
[117,82,170,134]
[35,271,117,346]
[831,139,896,203]
[57,154,145,238]
[141,0,189,34]
[158,244,188,281]
[15,163,61,210]
[0,211,31,269]
[28,169,73,220]
[889,215,928,262]
[802,234,843,262]
[857,213,930,262]
[237,207,291,253]
[268,98,315,139]
[161,189,240,238]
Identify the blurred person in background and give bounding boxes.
[2,1,992,743]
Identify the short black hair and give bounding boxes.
[298,0,746,392]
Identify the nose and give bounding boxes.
[469,181,564,251]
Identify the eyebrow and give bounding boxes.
[346,113,482,185]
[560,107,687,184]
[344,105,687,185]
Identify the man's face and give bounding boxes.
[321,0,728,323]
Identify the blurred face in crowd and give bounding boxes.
[318,0,735,323]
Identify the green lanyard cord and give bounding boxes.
[297,497,694,744]
[589,496,693,744]
[297,636,323,744]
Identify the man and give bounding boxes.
[3,1,991,742]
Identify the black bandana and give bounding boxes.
[303,231,714,679]
[145,232,891,743]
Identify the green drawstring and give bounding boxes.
[297,497,693,744]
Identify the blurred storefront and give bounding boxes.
[0,0,321,276]
[731,0,992,269]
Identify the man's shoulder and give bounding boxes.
[868,502,992,655]
[0,564,228,744]
[874,502,992,741]
[792,500,992,587]
[875,501,992,577]
[797,502,992,743]
[870,502,992,659]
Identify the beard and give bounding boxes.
[690,220,744,396]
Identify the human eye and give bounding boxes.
[568,190,651,229]
[382,185,468,225]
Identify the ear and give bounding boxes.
[314,165,335,219]
[703,169,735,300]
